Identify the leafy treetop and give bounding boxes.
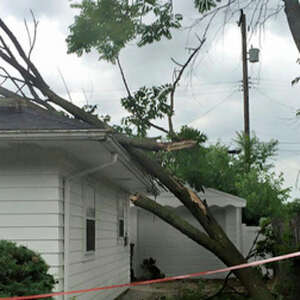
[67,0,183,63]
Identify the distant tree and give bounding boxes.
[161,130,290,225]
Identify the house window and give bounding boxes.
[84,185,96,253]
[86,219,95,251]
[119,219,125,238]
[117,197,125,239]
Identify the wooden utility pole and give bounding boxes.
[238,9,250,138]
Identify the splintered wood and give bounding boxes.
[129,194,139,203]
[163,140,197,152]
[187,189,207,215]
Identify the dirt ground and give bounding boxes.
[115,279,243,300]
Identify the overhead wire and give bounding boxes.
[187,88,239,126]
[254,87,297,111]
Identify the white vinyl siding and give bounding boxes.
[0,172,64,293]
[67,178,130,300]
[133,206,230,279]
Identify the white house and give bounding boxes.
[0,98,154,300]
[130,188,247,279]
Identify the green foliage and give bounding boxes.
[121,84,172,136]
[158,126,207,191]
[236,170,289,225]
[194,0,222,13]
[234,132,278,173]
[0,240,56,298]
[161,131,290,225]
[67,0,182,62]
[286,198,300,217]
[199,143,237,194]
[67,0,224,62]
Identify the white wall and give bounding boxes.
[241,225,261,258]
[66,177,130,300]
[225,206,242,249]
[133,206,232,279]
[0,171,64,292]
[0,145,132,300]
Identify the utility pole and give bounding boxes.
[238,9,250,139]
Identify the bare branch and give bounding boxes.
[168,37,206,136]
[116,56,132,98]
[147,121,169,134]
[58,68,73,102]
[0,18,46,86]
[0,85,56,111]
[0,67,26,97]
[170,57,184,67]
[24,10,38,62]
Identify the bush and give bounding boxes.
[0,240,56,298]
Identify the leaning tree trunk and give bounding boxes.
[283,0,300,54]
[0,17,274,300]
[127,147,274,300]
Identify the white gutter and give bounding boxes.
[0,129,109,141]
[63,153,118,298]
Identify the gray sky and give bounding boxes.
[1,0,300,199]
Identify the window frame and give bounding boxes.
[83,184,96,256]
[117,195,126,242]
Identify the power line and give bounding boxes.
[254,87,297,111]
[189,89,239,125]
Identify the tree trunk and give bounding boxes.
[283,0,300,54]
[127,148,274,300]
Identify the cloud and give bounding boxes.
[0,0,69,19]
[1,0,300,199]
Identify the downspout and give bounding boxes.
[63,178,71,297]
[63,153,118,297]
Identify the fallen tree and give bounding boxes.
[0,15,275,300]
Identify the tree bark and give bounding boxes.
[283,0,300,54]
[127,148,274,300]
[131,193,274,300]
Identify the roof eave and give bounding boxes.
[0,128,155,194]
[0,128,110,141]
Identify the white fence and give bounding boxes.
[241,224,261,258]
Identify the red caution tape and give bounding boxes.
[2,251,300,300]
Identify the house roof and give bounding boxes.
[0,97,154,193]
[156,187,246,208]
[0,97,96,130]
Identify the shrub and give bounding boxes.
[0,240,56,298]
[140,257,165,280]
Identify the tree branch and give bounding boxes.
[0,67,27,97]
[24,10,38,62]
[124,145,226,240]
[147,121,169,134]
[0,86,56,111]
[116,56,132,98]
[114,133,196,152]
[0,18,46,86]
[168,38,206,137]
[130,193,219,253]
[283,0,300,54]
